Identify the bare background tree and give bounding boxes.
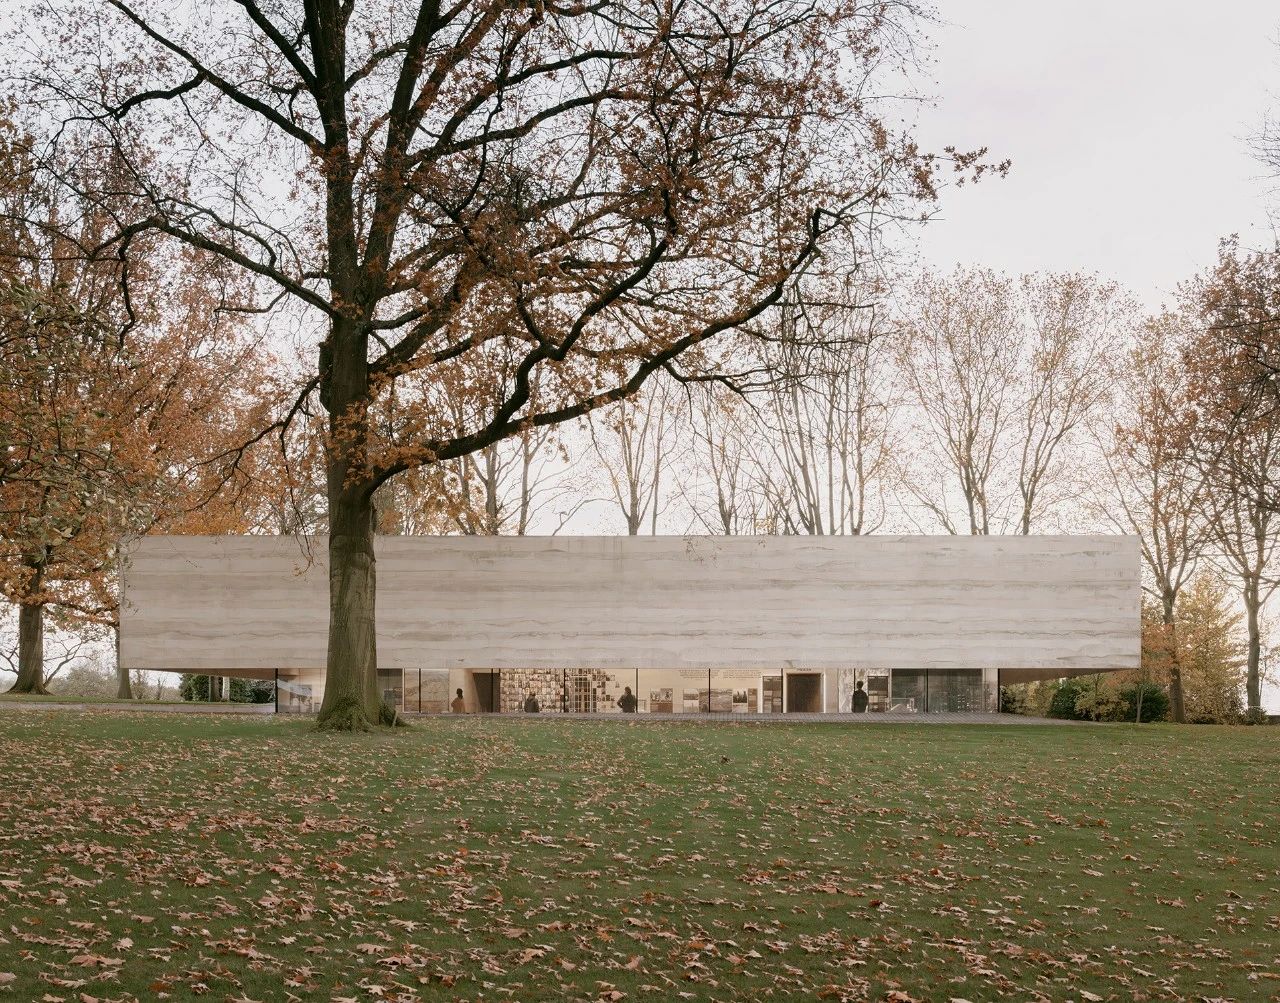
[1012,273,1132,534]
[1198,421,1280,719]
[0,615,94,690]
[1086,316,1209,722]
[754,301,899,535]
[897,268,1023,534]
[898,268,1128,535]
[588,380,684,536]
[1185,240,1280,720]
[679,389,765,536]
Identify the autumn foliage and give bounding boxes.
[10,0,1006,727]
[0,119,282,694]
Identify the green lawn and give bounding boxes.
[0,693,200,705]
[0,714,1276,1002]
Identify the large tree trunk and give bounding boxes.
[114,626,133,700]
[316,303,382,723]
[314,302,387,729]
[1161,590,1185,724]
[9,602,49,694]
[316,485,382,730]
[1244,580,1262,719]
[311,62,387,727]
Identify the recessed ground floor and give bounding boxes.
[275,666,1003,716]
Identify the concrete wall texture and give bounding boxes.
[120,534,1140,682]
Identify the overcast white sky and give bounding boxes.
[911,0,1279,309]
[903,3,1280,709]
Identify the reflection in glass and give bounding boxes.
[889,670,925,712]
[927,669,983,713]
[376,667,403,710]
[276,678,314,714]
[396,667,996,715]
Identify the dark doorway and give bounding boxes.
[785,672,823,713]
[475,671,499,713]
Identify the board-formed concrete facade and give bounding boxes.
[120,534,1140,715]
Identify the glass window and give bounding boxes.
[376,667,403,710]
[865,671,889,712]
[927,669,983,713]
[761,675,783,713]
[890,670,926,712]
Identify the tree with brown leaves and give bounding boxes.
[1184,239,1280,721]
[1174,573,1247,724]
[1088,315,1208,723]
[0,121,279,696]
[14,0,1000,728]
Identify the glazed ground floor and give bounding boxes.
[273,666,1003,716]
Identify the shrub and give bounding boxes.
[999,685,1028,715]
[1048,678,1089,720]
[1053,676,1171,723]
[180,674,275,703]
[1073,675,1126,722]
[236,678,275,704]
[1116,682,1169,723]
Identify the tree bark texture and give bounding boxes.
[114,626,133,699]
[9,602,49,694]
[1245,581,1262,717]
[1161,591,1185,724]
[316,485,382,729]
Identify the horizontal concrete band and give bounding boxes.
[121,534,1140,677]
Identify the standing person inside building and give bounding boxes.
[524,690,541,713]
[451,688,466,713]
[852,680,869,713]
[617,686,638,713]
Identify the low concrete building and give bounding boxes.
[120,534,1141,715]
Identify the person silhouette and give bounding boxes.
[451,687,466,713]
[618,686,638,713]
[852,680,869,713]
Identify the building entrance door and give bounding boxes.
[474,671,499,712]
[785,672,823,713]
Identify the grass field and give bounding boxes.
[0,713,1277,1002]
[0,694,208,705]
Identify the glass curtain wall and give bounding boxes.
[276,678,316,714]
[890,670,927,712]
[376,668,404,710]
[888,669,988,713]
[439,668,782,714]
[417,667,998,714]
[927,669,985,713]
